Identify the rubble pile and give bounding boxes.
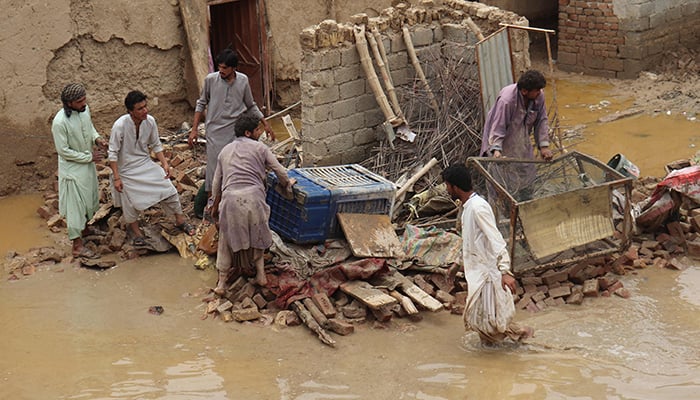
[4,121,700,346]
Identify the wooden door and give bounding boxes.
[208,0,271,112]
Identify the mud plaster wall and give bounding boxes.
[558,0,700,79]
[0,0,190,194]
[299,0,529,166]
[2,0,190,134]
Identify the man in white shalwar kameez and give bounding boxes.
[51,83,108,259]
[442,164,533,346]
[188,48,275,198]
[108,91,195,245]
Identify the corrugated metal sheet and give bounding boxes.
[476,27,515,120]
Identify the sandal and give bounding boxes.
[133,236,147,246]
[73,247,100,259]
[176,221,196,236]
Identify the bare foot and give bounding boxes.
[519,326,535,342]
[256,273,268,287]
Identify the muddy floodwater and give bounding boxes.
[2,75,700,399]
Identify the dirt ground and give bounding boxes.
[2,46,698,197]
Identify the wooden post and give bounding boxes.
[402,25,439,114]
[354,25,400,125]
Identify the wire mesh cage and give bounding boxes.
[468,151,634,275]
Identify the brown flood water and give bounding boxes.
[2,77,700,399]
[553,78,699,176]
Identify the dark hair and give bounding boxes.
[517,70,546,91]
[216,48,239,68]
[441,163,472,192]
[235,115,261,137]
[125,90,147,111]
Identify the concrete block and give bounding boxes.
[339,45,360,66]
[340,144,372,164]
[411,26,434,47]
[339,114,365,132]
[353,128,377,146]
[339,79,365,99]
[304,49,341,70]
[307,119,340,140]
[331,98,357,119]
[364,109,385,127]
[442,23,466,42]
[325,132,354,153]
[334,65,361,84]
[306,86,340,106]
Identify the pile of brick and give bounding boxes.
[31,142,203,261]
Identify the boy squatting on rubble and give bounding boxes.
[442,163,534,346]
[209,115,296,294]
[108,90,196,245]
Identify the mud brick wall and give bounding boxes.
[298,0,529,166]
[558,0,700,79]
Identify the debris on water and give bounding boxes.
[148,306,164,315]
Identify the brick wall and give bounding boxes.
[558,0,700,79]
[297,0,529,166]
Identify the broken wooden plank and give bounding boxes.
[339,280,398,310]
[392,272,443,312]
[303,298,329,329]
[178,0,210,96]
[337,213,405,258]
[389,290,419,315]
[291,300,336,347]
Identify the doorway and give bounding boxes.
[208,0,272,112]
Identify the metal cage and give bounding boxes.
[468,151,634,275]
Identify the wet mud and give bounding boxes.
[2,75,700,399]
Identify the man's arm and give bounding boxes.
[108,121,123,192]
[534,92,553,161]
[485,99,511,157]
[189,76,210,147]
[51,119,94,164]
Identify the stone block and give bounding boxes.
[582,279,600,297]
[327,318,354,335]
[548,286,572,299]
[542,269,569,286]
[442,23,466,42]
[566,291,584,305]
[231,308,262,322]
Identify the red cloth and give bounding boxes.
[269,258,389,308]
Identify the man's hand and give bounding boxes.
[501,273,517,293]
[264,122,276,142]
[492,150,503,158]
[187,129,198,148]
[95,137,108,149]
[162,163,171,179]
[92,148,104,162]
[113,178,123,193]
[540,146,553,161]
